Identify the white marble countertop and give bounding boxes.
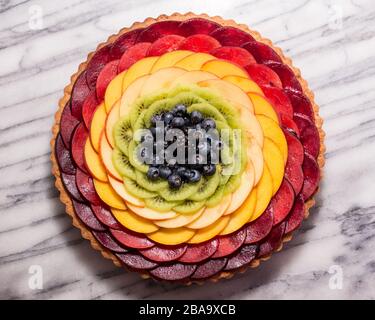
[1,0,375,300]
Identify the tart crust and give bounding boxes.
[51,12,325,284]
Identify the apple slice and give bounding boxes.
[222,75,263,96]
[251,163,273,221]
[107,175,144,207]
[111,208,158,233]
[174,52,215,70]
[169,70,218,87]
[263,138,284,195]
[89,102,106,152]
[188,216,230,244]
[210,46,256,66]
[93,178,126,210]
[150,263,197,281]
[84,135,108,182]
[154,207,204,228]
[150,50,193,72]
[246,137,264,185]
[105,100,120,148]
[178,34,220,53]
[201,59,249,78]
[99,132,122,181]
[249,92,279,123]
[147,35,185,56]
[126,202,177,220]
[148,228,196,245]
[122,56,158,91]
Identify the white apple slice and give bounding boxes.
[151,50,193,72]
[246,138,264,185]
[99,132,122,181]
[105,100,120,148]
[126,202,177,220]
[119,74,149,117]
[107,175,145,207]
[154,207,205,228]
[174,52,215,71]
[168,70,219,88]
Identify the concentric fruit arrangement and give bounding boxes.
[51,14,324,283]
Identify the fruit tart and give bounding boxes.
[51,13,325,283]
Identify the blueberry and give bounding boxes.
[188,169,201,183]
[171,116,185,128]
[173,104,187,115]
[202,164,216,176]
[164,112,174,125]
[151,114,162,126]
[202,118,216,130]
[147,166,160,180]
[159,166,172,179]
[168,174,182,189]
[190,111,203,124]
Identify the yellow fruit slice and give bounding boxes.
[104,100,120,148]
[154,207,205,228]
[104,71,126,113]
[93,179,126,210]
[119,74,149,117]
[251,163,273,221]
[249,93,279,123]
[151,50,193,72]
[84,138,108,182]
[223,75,264,96]
[148,227,195,245]
[188,215,230,244]
[126,202,177,220]
[169,70,218,87]
[107,175,145,207]
[263,138,284,195]
[99,132,122,181]
[111,208,158,233]
[174,52,215,70]
[201,59,249,78]
[122,56,158,91]
[246,137,264,185]
[89,103,106,152]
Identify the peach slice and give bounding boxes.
[105,100,120,148]
[107,175,145,207]
[263,138,284,195]
[84,138,108,182]
[174,52,215,70]
[99,132,122,181]
[154,207,205,228]
[188,215,230,244]
[187,194,232,229]
[169,70,218,87]
[111,208,159,234]
[93,178,126,210]
[222,75,263,96]
[249,93,279,123]
[150,50,193,72]
[247,138,264,185]
[251,163,273,221]
[148,227,196,245]
[201,59,249,78]
[89,102,106,152]
[126,202,177,220]
[122,56,158,91]
[104,71,127,113]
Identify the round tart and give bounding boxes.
[51,13,325,283]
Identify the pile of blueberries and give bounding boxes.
[142,104,222,189]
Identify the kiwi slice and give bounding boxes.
[112,148,136,180]
[143,98,174,128]
[128,140,149,173]
[170,91,205,108]
[123,177,156,199]
[135,170,169,192]
[187,103,226,123]
[132,109,148,132]
[159,179,203,202]
[144,196,181,212]
[189,170,220,201]
[205,185,225,207]
[174,200,206,214]
[223,173,242,195]
[167,84,198,98]
[113,116,133,156]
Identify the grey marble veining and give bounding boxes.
[0,0,375,300]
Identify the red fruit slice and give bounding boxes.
[285,194,305,234]
[301,152,320,199]
[110,229,154,249]
[178,34,220,53]
[285,158,304,195]
[244,206,273,244]
[92,231,128,253]
[72,200,105,231]
[71,71,91,120]
[118,42,152,72]
[210,27,255,46]
[82,91,99,128]
[75,168,101,205]
[280,114,300,137]
[210,46,256,66]
[109,29,143,60]
[261,85,293,118]
[116,252,157,270]
[191,258,227,280]
[61,173,85,203]
[60,103,79,148]
[140,245,187,262]
[95,60,119,102]
[147,35,185,56]
[285,88,314,121]
[242,41,282,64]
[178,18,220,36]
[137,20,182,42]
[264,61,302,92]
[258,222,286,257]
[211,229,246,258]
[91,205,122,230]
[86,45,112,89]
[284,129,304,165]
[178,239,218,263]
[71,123,88,173]
[55,134,75,175]
[269,179,295,225]
[150,263,197,281]
[245,64,282,88]
[294,113,320,158]
[224,244,258,271]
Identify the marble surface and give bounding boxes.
[1,0,375,300]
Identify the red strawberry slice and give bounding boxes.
[258,222,286,257]
[92,231,128,253]
[109,29,143,60]
[178,34,220,53]
[285,195,305,234]
[140,244,186,262]
[178,239,218,263]
[210,26,255,46]
[91,205,122,230]
[280,114,300,137]
[242,41,282,64]
[178,18,220,36]
[60,103,79,148]
[71,71,91,120]
[301,153,320,199]
[118,42,152,72]
[284,129,304,165]
[86,45,112,89]
[147,35,185,56]
[245,64,282,88]
[224,244,258,271]
[61,173,85,203]
[210,46,256,66]
[261,85,293,118]
[116,252,157,270]
[285,88,314,121]
[244,206,273,244]
[211,229,246,258]
[82,91,99,128]
[137,20,182,42]
[150,263,197,281]
[55,134,76,175]
[191,258,227,280]
[75,169,101,205]
[294,113,320,158]
[110,229,154,249]
[95,60,119,102]
[269,179,295,226]
[264,61,302,92]
[71,123,88,173]
[72,200,105,231]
